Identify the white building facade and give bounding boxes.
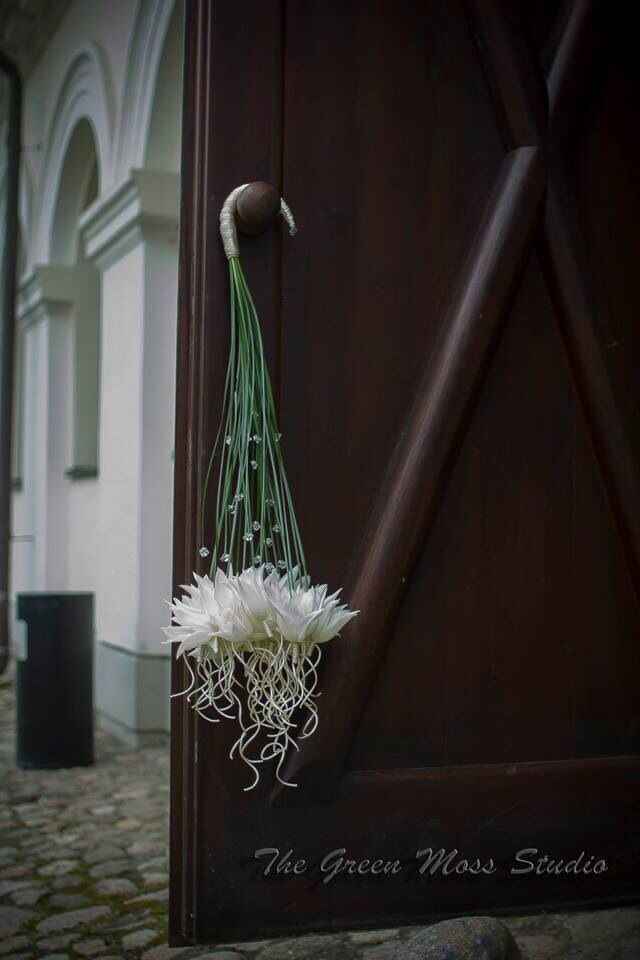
[5,0,184,743]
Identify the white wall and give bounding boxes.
[11,0,182,740]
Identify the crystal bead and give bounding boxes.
[252,434,261,443]
[275,432,282,442]
[273,523,281,534]
[198,546,210,558]
[220,553,230,563]
[228,504,236,514]
[265,537,273,547]
[254,555,262,565]
[265,562,274,574]
[243,532,253,542]
[277,560,287,570]
[225,435,232,445]
[266,497,275,507]
[236,492,244,501]
[252,521,261,531]
[250,460,258,470]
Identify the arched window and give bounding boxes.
[49,118,100,478]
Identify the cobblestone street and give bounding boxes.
[1,672,639,959]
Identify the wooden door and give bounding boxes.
[171,0,640,943]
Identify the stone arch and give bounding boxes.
[36,44,113,263]
[50,118,99,264]
[46,116,101,477]
[115,0,178,180]
[144,0,184,172]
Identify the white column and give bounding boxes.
[80,169,179,739]
[16,266,83,590]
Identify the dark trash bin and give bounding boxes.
[16,592,94,769]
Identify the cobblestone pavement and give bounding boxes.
[1,672,639,959]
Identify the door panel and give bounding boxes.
[352,251,640,770]
[279,0,504,595]
[573,62,640,468]
[171,0,640,943]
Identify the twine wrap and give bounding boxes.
[219,184,297,259]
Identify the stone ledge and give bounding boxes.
[96,710,169,750]
[79,169,179,270]
[95,640,170,743]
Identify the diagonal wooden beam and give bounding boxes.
[542,177,640,597]
[546,0,600,142]
[465,0,546,149]
[540,0,640,596]
[275,145,544,799]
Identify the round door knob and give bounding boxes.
[236,182,281,236]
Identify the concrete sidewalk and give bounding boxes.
[1,673,638,959]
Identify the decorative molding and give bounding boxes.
[16,264,86,326]
[16,263,96,321]
[35,43,115,263]
[114,0,177,180]
[79,168,179,270]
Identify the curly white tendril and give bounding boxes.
[173,635,322,790]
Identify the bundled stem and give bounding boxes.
[202,257,306,588]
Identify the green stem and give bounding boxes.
[205,257,307,589]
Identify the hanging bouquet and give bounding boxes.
[164,184,358,790]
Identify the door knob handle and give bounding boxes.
[235,181,281,235]
[220,182,296,259]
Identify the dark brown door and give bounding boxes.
[171,0,640,943]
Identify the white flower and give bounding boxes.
[265,569,358,646]
[163,568,254,659]
[229,565,277,640]
[162,577,217,659]
[164,564,358,658]
[307,600,358,645]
